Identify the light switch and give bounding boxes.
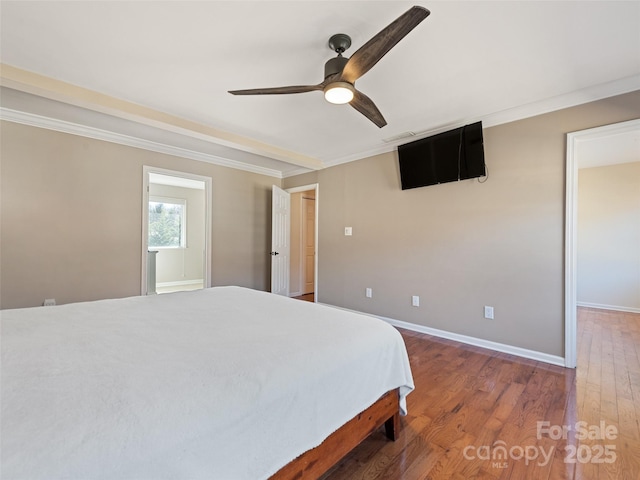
[345,227,353,236]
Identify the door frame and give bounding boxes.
[141,166,212,295]
[564,118,640,368]
[286,183,319,302]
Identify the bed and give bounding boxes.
[1,286,414,479]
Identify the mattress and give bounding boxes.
[1,286,414,479]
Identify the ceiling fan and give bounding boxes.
[228,6,430,128]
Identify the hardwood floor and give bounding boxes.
[293,293,315,302]
[321,308,640,480]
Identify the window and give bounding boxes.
[148,197,186,248]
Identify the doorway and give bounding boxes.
[142,166,212,295]
[290,189,316,299]
[564,118,640,367]
[270,184,319,301]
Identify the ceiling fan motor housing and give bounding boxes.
[324,55,349,79]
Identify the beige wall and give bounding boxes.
[577,162,640,311]
[285,90,640,357]
[0,121,277,309]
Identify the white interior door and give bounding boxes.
[271,185,290,296]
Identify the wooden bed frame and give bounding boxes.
[270,388,400,480]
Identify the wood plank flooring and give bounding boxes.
[293,293,315,302]
[321,308,640,480]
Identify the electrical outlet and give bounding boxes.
[43,299,56,307]
[365,288,372,298]
[484,306,494,319]
[412,295,420,307]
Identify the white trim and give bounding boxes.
[142,166,212,296]
[565,130,579,368]
[321,304,566,367]
[324,75,640,169]
[570,117,640,144]
[157,279,204,288]
[0,107,283,179]
[480,75,640,129]
[565,118,640,369]
[282,166,316,178]
[4,75,639,176]
[286,184,320,194]
[149,172,206,190]
[577,302,640,314]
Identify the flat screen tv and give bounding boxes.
[398,121,486,190]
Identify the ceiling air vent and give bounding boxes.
[382,131,417,143]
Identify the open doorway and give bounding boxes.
[564,118,640,367]
[290,188,316,301]
[142,166,212,295]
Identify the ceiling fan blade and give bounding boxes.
[229,84,323,95]
[339,6,430,84]
[350,90,387,128]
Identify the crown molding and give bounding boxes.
[323,75,640,169]
[282,166,316,178]
[0,64,324,171]
[3,74,638,176]
[0,108,284,179]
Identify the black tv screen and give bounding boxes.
[398,121,486,190]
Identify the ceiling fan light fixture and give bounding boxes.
[323,82,355,104]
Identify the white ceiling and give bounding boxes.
[1,1,639,177]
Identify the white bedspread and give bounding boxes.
[1,286,414,480]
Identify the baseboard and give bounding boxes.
[320,303,566,367]
[157,279,204,288]
[577,302,640,314]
